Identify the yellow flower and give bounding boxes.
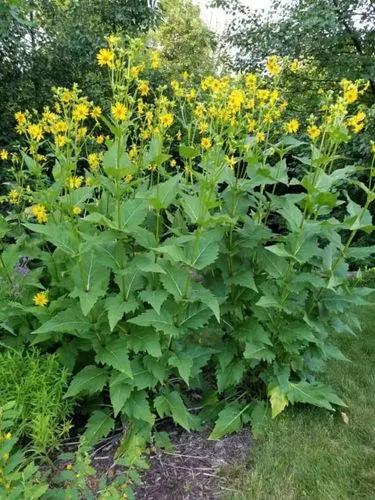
[263,112,274,125]
[176,130,182,141]
[198,122,209,133]
[151,50,160,70]
[111,102,128,122]
[90,106,102,119]
[245,73,257,91]
[148,163,157,172]
[256,131,266,143]
[228,89,245,111]
[257,89,270,102]
[77,127,87,140]
[285,118,300,134]
[55,135,67,147]
[72,103,89,121]
[72,206,82,215]
[27,124,44,141]
[55,120,69,133]
[290,59,302,72]
[201,137,212,150]
[88,152,100,170]
[266,55,282,76]
[31,204,48,223]
[128,144,138,160]
[9,189,20,205]
[341,80,358,104]
[245,98,255,110]
[170,159,177,167]
[106,34,120,46]
[159,113,174,128]
[346,111,366,133]
[138,80,150,96]
[68,176,82,189]
[61,90,74,103]
[181,71,189,81]
[0,149,9,160]
[125,174,133,182]
[225,155,237,169]
[15,111,27,125]
[247,119,257,133]
[4,433,12,441]
[66,463,73,471]
[307,124,321,140]
[97,48,114,68]
[96,134,104,144]
[33,291,49,307]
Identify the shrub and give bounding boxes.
[0,349,72,453]
[0,37,373,440]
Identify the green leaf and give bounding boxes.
[117,199,149,231]
[148,174,182,209]
[32,307,91,337]
[250,401,270,437]
[226,271,258,292]
[168,352,193,385]
[105,295,132,331]
[103,142,134,178]
[134,254,166,274]
[216,359,245,393]
[208,404,244,440]
[159,264,189,299]
[127,327,161,357]
[109,371,133,417]
[83,409,115,446]
[180,194,200,223]
[191,283,220,322]
[139,289,169,314]
[65,366,108,398]
[184,229,222,270]
[95,338,132,377]
[268,386,288,418]
[128,309,179,337]
[23,222,79,255]
[244,341,275,362]
[154,391,193,431]
[287,381,346,410]
[70,252,110,315]
[179,144,199,159]
[122,390,155,424]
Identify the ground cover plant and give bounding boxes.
[0,349,72,454]
[0,34,374,493]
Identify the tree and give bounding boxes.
[153,0,216,81]
[0,0,160,146]
[215,0,375,93]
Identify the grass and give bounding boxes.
[226,304,375,500]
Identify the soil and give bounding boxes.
[61,425,252,499]
[136,427,252,500]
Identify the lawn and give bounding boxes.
[227,303,375,499]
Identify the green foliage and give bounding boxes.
[0,401,49,498]
[0,37,374,447]
[152,0,216,81]
[0,349,72,453]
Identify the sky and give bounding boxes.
[192,0,272,33]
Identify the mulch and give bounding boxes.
[60,425,252,499]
